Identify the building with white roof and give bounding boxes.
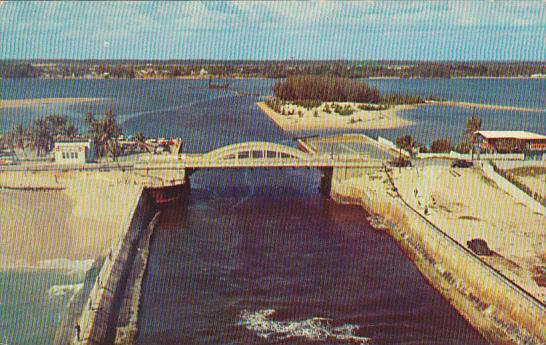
[54,140,94,164]
[473,131,546,157]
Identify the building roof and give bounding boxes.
[474,130,546,140]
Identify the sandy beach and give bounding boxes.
[257,101,415,132]
[426,100,545,113]
[389,165,546,301]
[0,170,142,269]
[0,97,104,109]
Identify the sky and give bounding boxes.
[0,1,545,60]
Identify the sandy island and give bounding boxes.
[0,97,105,109]
[0,170,141,269]
[257,101,415,132]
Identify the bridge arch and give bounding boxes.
[202,141,311,162]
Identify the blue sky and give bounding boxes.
[0,1,545,60]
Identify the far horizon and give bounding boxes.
[1,1,545,61]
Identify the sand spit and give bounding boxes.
[257,102,415,132]
[0,97,105,109]
[0,170,141,268]
[426,100,545,113]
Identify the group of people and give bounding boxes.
[414,187,436,216]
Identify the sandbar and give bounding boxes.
[426,100,545,113]
[257,101,415,132]
[0,97,105,109]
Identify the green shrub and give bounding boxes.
[430,138,453,153]
[323,103,331,114]
[358,103,389,111]
[333,103,355,116]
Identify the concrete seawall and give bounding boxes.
[330,171,546,345]
[71,188,157,345]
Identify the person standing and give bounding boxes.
[74,323,81,341]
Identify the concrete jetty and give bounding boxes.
[68,188,157,345]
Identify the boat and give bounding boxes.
[145,180,189,205]
[208,77,230,90]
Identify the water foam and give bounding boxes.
[37,258,94,275]
[239,309,370,344]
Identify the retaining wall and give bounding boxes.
[73,188,157,345]
[481,162,545,215]
[330,176,546,344]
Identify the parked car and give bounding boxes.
[388,157,412,168]
[451,159,473,168]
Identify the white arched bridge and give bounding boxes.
[175,141,383,170]
[0,141,384,173]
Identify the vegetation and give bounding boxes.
[85,110,121,161]
[332,103,355,116]
[454,141,472,154]
[1,60,544,79]
[429,138,453,153]
[464,115,482,142]
[273,75,381,103]
[358,103,389,111]
[293,99,321,109]
[395,135,416,157]
[0,115,79,157]
[463,115,483,159]
[265,98,283,113]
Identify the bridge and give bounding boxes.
[175,141,384,169]
[0,140,385,194]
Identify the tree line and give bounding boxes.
[2,60,544,79]
[0,110,125,161]
[395,115,482,155]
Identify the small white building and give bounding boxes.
[54,141,94,164]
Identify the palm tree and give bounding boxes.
[32,118,51,157]
[464,115,482,160]
[134,131,148,152]
[465,115,482,141]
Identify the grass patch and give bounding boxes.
[507,167,546,177]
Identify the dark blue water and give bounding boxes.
[137,170,488,345]
[132,81,489,345]
[365,78,546,145]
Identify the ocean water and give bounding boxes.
[0,260,94,345]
